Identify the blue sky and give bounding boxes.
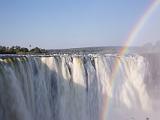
[0,0,159,49]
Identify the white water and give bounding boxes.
[0,54,159,120]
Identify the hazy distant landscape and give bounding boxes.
[1,41,160,55]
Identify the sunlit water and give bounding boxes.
[0,54,159,120]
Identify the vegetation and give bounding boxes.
[0,46,47,54]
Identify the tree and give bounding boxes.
[20,48,29,53]
[0,45,47,54]
[0,46,7,53]
[30,47,42,53]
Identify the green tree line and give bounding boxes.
[0,46,47,54]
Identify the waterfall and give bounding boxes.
[0,54,159,120]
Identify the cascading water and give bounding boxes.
[0,54,159,120]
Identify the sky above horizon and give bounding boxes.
[0,0,160,49]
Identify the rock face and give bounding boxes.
[0,54,159,120]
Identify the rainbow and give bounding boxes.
[101,0,160,120]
